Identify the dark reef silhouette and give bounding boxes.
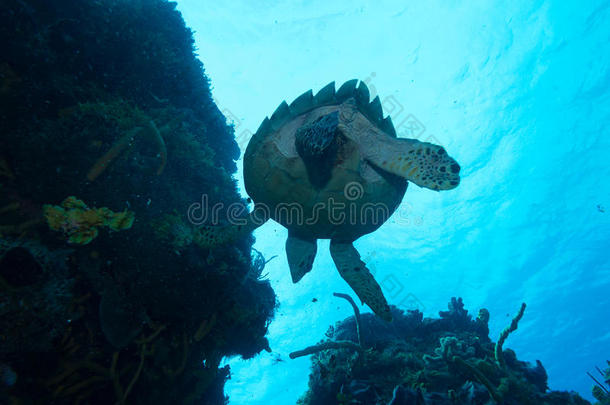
[0,0,275,403]
[296,296,597,405]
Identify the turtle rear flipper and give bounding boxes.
[329,240,392,321]
[286,232,317,283]
[295,111,340,188]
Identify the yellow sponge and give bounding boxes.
[43,196,134,245]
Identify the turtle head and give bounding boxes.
[375,139,460,191]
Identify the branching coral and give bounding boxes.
[495,302,526,369]
[333,292,363,347]
[43,196,134,244]
[589,361,610,403]
[289,340,364,360]
[441,302,527,403]
[289,292,364,360]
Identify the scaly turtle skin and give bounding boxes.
[199,79,461,321]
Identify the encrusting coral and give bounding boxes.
[43,196,135,245]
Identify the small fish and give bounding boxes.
[271,353,284,364]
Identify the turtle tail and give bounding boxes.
[194,208,268,248]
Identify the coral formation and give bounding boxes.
[0,0,276,403]
[43,196,135,245]
[296,296,590,405]
[290,293,364,360]
[495,302,526,369]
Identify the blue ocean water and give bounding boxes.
[176,1,610,403]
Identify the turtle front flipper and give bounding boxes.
[286,231,317,283]
[295,111,340,188]
[329,240,392,321]
[362,136,461,191]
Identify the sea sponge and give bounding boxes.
[43,196,135,245]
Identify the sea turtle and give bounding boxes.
[199,79,460,321]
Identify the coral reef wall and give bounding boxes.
[0,0,275,404]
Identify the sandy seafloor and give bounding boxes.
[175,1,610,403]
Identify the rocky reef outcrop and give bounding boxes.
[0,0,275,403]
[296,296,591,405]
